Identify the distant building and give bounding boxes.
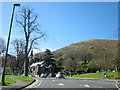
[29,61,52,77]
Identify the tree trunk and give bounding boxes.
[24,42,29,76]
[24,55,29,76]
[24,38,29,76]
[115,65,118,72]
[73,68,76,75]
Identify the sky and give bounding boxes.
[1,2,118,55]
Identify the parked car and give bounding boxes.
[40,73,47,78]
[48,73,56,77]
[56,72,65,79]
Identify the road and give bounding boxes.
[27,77,120,90]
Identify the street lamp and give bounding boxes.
[14,4,20,6]
[2,4,20,86]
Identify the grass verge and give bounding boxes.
[14,75,35,82]
[66,71,120,79]
[106,71,120,79]
[0,75,35,86]
[0,76,1,82]
[5,75,16,85]
[0,75,16,85]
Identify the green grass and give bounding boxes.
[0,75,16,85]
[66,72,103,78]
[66,71,120,79]
[0,76,1,82]
[5,75,16,85]
[14,75,35,82]
[0,75,35,86]
[106,71,120,79]
[0,76,1,86]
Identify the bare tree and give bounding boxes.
[0,37,6,55]
[16,7,46,76]
[0,37,6,68]
[11,38,25,75]
[106,41,119,72]
[63,49,78,74]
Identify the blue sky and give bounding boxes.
[2,2,118,54]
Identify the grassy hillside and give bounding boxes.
[53,39,119,72]
[53,39,117,53]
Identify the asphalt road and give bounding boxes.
[27,77,120,90]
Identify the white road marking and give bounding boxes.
[58,83,64,86]
[33,80,43,88]
[80,85,82,87]
[84,84,90,88]
[115,85,120,90]
[52,80,55,81]
[99,87,102,88]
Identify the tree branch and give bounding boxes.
[27,34,45,55]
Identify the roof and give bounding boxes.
[30,61,44,67]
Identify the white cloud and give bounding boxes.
[32,48,45,55]
[32,48,54,55]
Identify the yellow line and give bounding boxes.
[26,79,38,88]
[33,80,43,88]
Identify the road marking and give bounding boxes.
[52,80,55,81]
[84,84,90,88]
[115,85,120,90]
[26,79,38,88]
[99,87,102,88]
[58,83,64,86]
[80,85,82,86]
[33,80,43,88]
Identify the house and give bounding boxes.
[29,61,53,77]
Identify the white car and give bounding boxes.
[40,73,47,78]
[56,72,65,79]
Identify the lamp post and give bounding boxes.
[2,4,20,86]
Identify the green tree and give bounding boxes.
[42,49,57,73]
[55,56,64,71]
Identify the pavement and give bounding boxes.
[1,76,36,90]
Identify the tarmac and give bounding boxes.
[0,76,119,90]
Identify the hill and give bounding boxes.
[53,39,119,73]
[53,39,117,53]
